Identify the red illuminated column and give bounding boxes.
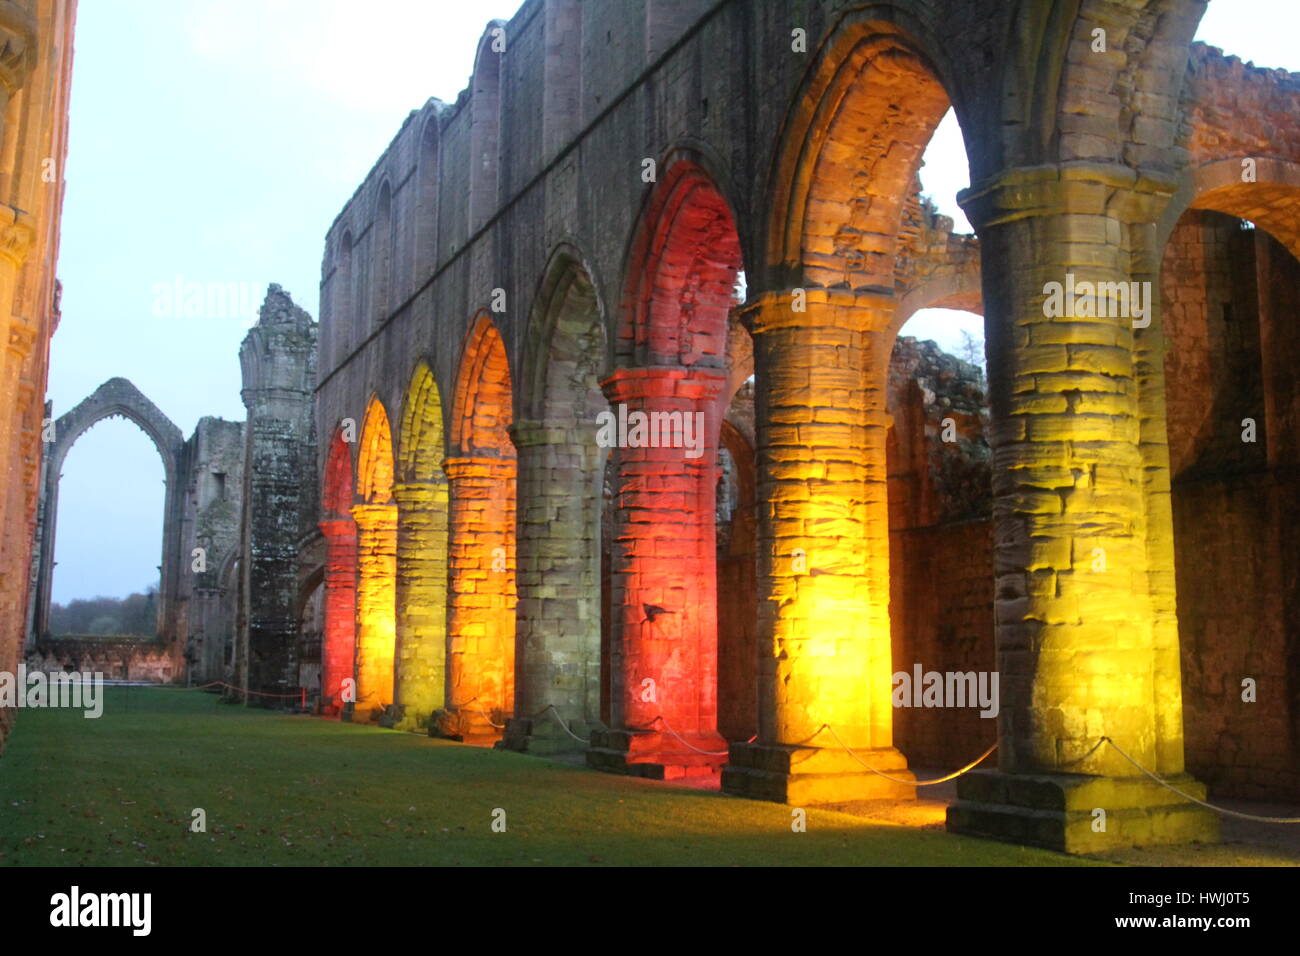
[445,455,516,740]
[592,365,727,776]
[319,517,357,716]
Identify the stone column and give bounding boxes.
[585,366,727,779]
[721,289,914,804]
[502,418,603,753]
[319,517,357,716]
[393,479,449,732]
[944,164,1217,852]
[351,503,397,718]
[0,315,33,749]
[445,455,516,741]
[0,220,34,543]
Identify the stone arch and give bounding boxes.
[331,229,355,371]
[892,268,985,338]
[617,158,741,369]
[32,378,185,645]
[507,245,610,750]
[372,181,394,330]
[318,424,357,715]
[451,314,513,457]
[399,360,447,482]
[767,22,954,293]
[1159,158,1300,262]
[322,423,354,517]
[357,396,394,504]
[445,314,516,740]
[415,110,442,281]
[522,243,611,421]
[726,16,972,801]
[352,396,397,716]
[393,360,450,731]
[294,550,325,702]
[469,21,505,231]
[217,548,241,675]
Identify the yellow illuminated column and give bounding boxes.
[0,219,33,540]
[721,288,914,805]
[445,455,516,740]
[351,502,397,718]
[394,479,448,731]
[944,165,1217,852]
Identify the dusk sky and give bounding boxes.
[47,0,1299,604]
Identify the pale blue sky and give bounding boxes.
[47,1,1300,603]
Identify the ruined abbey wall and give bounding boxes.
[1162,211,1300,799]
[6,0,1300,855]
[301,0,1300,852]
[25,286,317,699]
[180,416,244,683]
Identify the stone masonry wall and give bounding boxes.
[885,337,995,769]
[238,286,319,698]
[181,417,244,683]
[1164,216,1300,799]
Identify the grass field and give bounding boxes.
[0,687,1102,867]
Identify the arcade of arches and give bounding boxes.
[10,1,1300,857]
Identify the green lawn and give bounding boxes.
[0,687,1099,866]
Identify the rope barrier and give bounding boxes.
[191,681,305,700]
[459,698,506,729]
[1099,736,1300,824]
[539,704,591,743]
[818,726,1300,823]
[822,723,998,786]
[652,715,731,755]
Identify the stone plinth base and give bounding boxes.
[946,769,1220,853]
[427,707,503,747]
[586,729,727,780]
[722,741,916,804]
[497,716,597,755]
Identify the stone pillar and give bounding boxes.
[393,479,448,732]
[0,313,34,752]
[720,289,914,804]
[586,366,728,779]
[351,503,397,718]
[319,517,357,715]
[0,220,34,543]
[502,418,603,753]
[445,455,516,741]
[944,165,1217,852]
